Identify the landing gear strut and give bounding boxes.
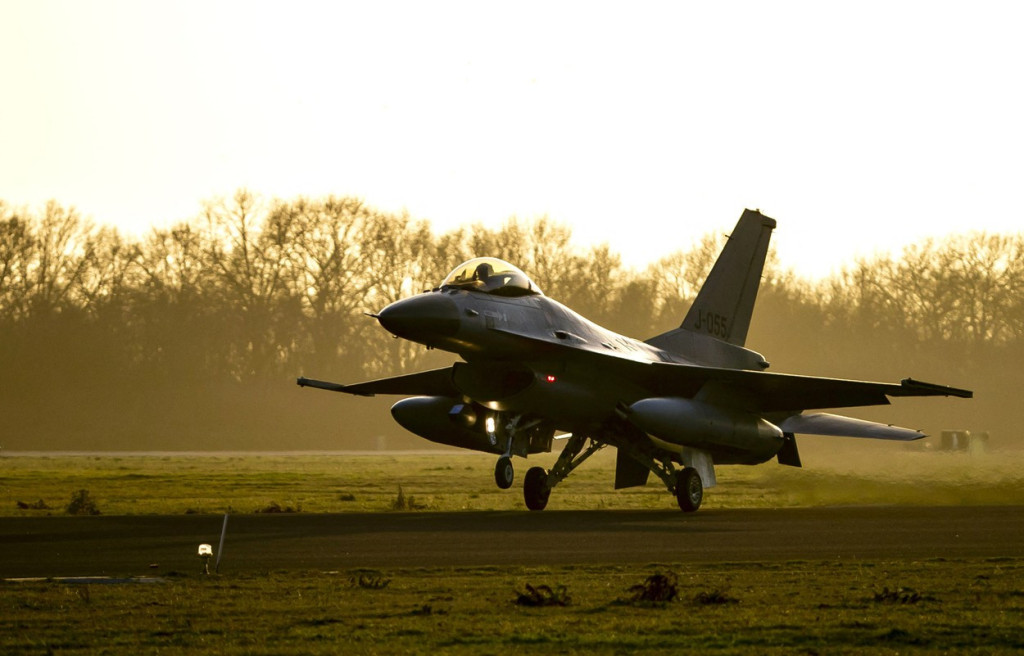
[521,434,605,511]
[603,431,710,512]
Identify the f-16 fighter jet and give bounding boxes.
[299,210,971,511]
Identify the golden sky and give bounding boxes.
[2,1,1022,277]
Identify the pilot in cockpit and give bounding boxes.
[440,257,541,296]
[472,262,494,284]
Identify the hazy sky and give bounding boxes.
[3,1,1022,278]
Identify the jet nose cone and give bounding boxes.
[377,293,460,343]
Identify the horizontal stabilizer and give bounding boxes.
[778,413,925,441]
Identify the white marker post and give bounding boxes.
[215,513,228,573]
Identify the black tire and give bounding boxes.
[676,467,703,512]
[494,456,514,489]
[523,466,550,511]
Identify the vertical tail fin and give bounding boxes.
[680,209,775,347]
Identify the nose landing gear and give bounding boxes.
[494,455,514,489]
[489,413,548,490]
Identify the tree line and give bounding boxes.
[1,192,1019,450]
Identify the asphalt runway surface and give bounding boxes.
[2,505,1021,578]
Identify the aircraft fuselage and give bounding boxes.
[377,284,783,465]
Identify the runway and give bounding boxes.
[2,505,1021,578]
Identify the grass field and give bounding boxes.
[2,446,1023,653]
[2,559,1022,654]
[2,442,1022,516]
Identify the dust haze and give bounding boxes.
[1,192,1019,463]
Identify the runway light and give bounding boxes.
[545,375,557,383]
[198,543,213,575]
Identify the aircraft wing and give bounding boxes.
[297,366,458,397]
[486,325,971,412]
[647,366,973,412]
[298,329,970,412]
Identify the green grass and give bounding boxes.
[2,559,1023,654]
[2,444,1023,516]
[3,447,1023,653]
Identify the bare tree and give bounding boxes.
[202,189,305,379]
[21,201,98,315]
[0,204,35,320]
[68,225,141,314]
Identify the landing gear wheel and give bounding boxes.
[523,467,550,511]
[494,456,514,489]
[676,467,703,512]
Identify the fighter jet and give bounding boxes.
[298,210,971,511]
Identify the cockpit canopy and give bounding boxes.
[440,257,543,297]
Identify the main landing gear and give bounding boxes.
[675,467,703,512]
[489,434,601,511]
[512,432,707,513]
[493,431,707,513]
[520,434,604,511]
[523,467,550,510]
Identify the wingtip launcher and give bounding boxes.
[296,377,375,396]
[899,378,973,399]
